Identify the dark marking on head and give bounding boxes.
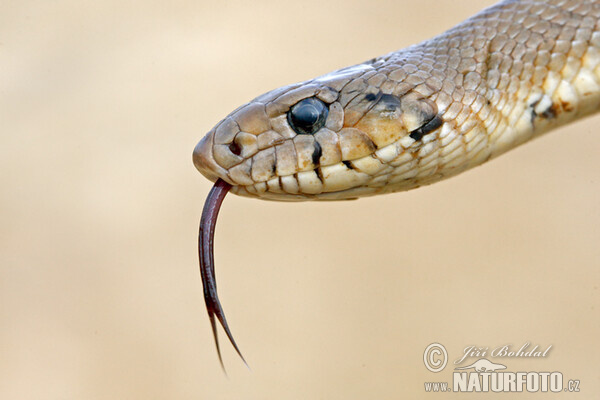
[315,167,324,183]
[365,93,378,102]
[342,160,355,170]
[229,141,242,156]
[311,141,322,166]
[380,94,401,111]
[345,91,384,117]
[409,115,443,141]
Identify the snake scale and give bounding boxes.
[192,0,600,367]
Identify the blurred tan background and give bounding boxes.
[1,0,599,399]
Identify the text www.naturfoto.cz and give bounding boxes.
[424,382,450,392]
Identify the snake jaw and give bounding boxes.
[198,178,247,369]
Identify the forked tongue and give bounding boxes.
[198,178,247,370]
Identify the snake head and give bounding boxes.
[194,60,444,201]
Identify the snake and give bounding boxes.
[192,0,600,367]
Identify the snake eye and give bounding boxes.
[287,97,328,135]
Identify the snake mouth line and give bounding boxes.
[198,178,247,370]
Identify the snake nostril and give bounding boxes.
[229,141,242,156]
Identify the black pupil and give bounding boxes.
[287,98,328,135]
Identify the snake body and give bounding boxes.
[193,0,600,364]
